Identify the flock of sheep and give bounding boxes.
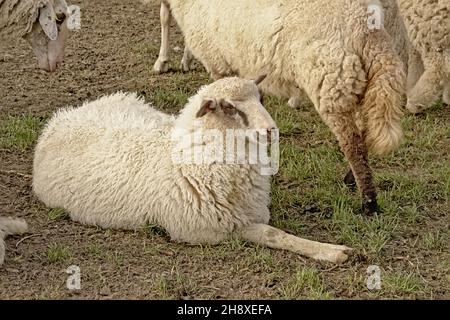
[1,0,448,268]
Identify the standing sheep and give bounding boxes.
[396,0,450,113]
[153,0,406,214]
[0,0,73,71]
[0,217,28,266]
[33,77,353,264]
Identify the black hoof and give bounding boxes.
[362,197,379,215]
[344,169,356,191]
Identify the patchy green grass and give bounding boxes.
[46,244,71,264]
[47,208,69,221]
[0,114,44,150]
[280,267,333,299]
[384,272,424,295]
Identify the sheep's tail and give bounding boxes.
[0,217,28,265]
[360,31,406,156]
[238,224,352,264]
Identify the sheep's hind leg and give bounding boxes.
[181,47,194,72]
[238,224,352,264]
[153,1,171,73]
[323,112,378,215]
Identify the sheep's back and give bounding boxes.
[33,92,175,230]
[398,0,449,54]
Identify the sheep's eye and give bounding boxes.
[222,102,237,116]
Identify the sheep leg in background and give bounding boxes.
[443,53,450,105]
[443,77,450,105]
[238,224,352,264]
[323,113,378,215]
[287,96,301,108]
[0,218,28,265]
[406,49,424,92]
[181,46,194,72]
[153,1,171,73]
[406,56,444,114]
[343,168,357,191]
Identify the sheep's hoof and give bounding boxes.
[406,100,425,114]
[343,169,356,191]
[153,59,169,74]
[287,97,301,108]
[362,197,379,216]
[181,59,193,72]
[314,244,354,264]
[443,92,450,105]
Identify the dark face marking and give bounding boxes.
[221,101,237,116]
[220,100,250,126]
[236,110,249,126]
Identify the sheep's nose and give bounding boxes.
[267,126,277,134]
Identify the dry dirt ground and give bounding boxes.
[0,0,449,299]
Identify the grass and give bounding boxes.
[280,267,333,299]
[0,114,44,150]
[47,208,68,221]
[384,272,424,294]
[46,243,71,264]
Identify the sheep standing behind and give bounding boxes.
[33,77,352,263]
[396,0,450,113]
[152,0,406,215]
[0,0,74,71]
[0,217,28,266]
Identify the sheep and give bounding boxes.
[33,76,353,264]
[395,0,450,113]
[152,0,406,215]
[0,0,73,71]
[0,217,28,266]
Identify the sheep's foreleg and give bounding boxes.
[443,79,450,105]
[153,1,171,73]
[406,56,444,113]
[406,48,424,92]
[238,224,352,264]
[181,47,194,72]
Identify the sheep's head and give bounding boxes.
[194,76,276,134]
[24,0,70,72]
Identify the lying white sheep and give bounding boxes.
[396,0,450,113]
[0,217,28,266]
[153,0,406,215]
[33,77,353,263]
[0,0,73,71]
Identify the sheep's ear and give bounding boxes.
[39,4,58,41]
[196,99,217,118]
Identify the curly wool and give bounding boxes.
[397,0,450,110]
[0,0,49,38]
